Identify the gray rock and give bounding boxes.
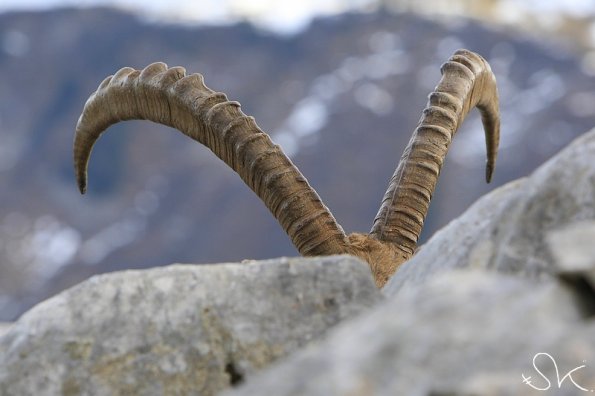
[225,270,595,396]
[0,255,381,396]
[547,221,595,277]
[0,322,11,338]
[384,127,595,296]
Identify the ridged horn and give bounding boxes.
[73,62,350,256]
[370,49,500,255]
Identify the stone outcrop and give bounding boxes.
[225,270,594,396]
[0,256,380,396]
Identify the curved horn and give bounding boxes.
[370,49,500,256]
[74,62,350,256]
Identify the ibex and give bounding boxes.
[73,49,500,287]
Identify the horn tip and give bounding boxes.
[485,162,494,183]
[77,177,87,195]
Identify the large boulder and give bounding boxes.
[224,270,594,396]
[0,255,381,396]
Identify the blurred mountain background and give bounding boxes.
[2,0,595,320]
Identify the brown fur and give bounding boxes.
[347,233,410,288]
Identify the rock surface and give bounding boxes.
[0,255,380,396]
[384,127,595,296]
[0,322,11,338]
[547,221,595,278]
[224,270,594,396]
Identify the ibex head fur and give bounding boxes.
[73,49,500,287]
